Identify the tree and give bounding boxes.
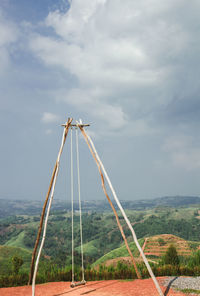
[164,245,179,266]
[12,255,24,274]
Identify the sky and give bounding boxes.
[1,0,200,202]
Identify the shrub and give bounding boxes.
[0,273,28,288]
[11,256,24,275]
[164,245,179,266]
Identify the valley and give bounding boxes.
[0,195,200,289]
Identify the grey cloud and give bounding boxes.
[1,0,200,201]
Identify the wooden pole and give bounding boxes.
[79,126,141,279]
[28,118,72,285]
[83,128,164,296]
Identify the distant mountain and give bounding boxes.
[121,195,200,210]
[0,195,200,218]
[153,195,200,207]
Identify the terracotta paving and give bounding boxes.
[0,278,197,296]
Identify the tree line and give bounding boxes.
[1,245,200,288]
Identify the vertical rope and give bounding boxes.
[76,128,85,282]
[71,128,74,284]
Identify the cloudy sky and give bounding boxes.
[1,0,200,202]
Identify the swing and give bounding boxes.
[30,118,164,296]
[70,127,86,288]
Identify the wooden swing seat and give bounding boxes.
[70,280,86,288]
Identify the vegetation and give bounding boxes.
[92,239,144,267]
[134,215,200,241]
[179,289,200,294]
[1,254,200,288]
[1,204,200,268]
[163,245,179,266]
[0,246,31,275]
[1,196,200,218]
[0,196,200,288]
[12,256,24,274]
[187,250,200,267]
[158,238,165,246]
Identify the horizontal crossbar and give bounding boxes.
[61,123,90,127]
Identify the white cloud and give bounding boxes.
[29,0,200,135]
[0,10,18,74]
[41,112,61,124]
[50,87,128,132]
[0,12,18,46]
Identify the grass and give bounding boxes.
[5,231,26,248]
[179,288,200,294]
[0,245,49,276]
[76,239,99,257]
[122,207,198,223]
[188,241,200,250]
[4,231,30,250]
[92,238,144,267]
[169,207,198,221]
[92,232,200,268]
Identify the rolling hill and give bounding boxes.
[92,234,200,268]
[0,245,31,275]
[0,195,200,276]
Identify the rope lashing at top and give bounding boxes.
[29,118,164,296]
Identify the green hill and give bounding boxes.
[5,231,27,249]
[92,238,144,267]
[92,234,200,268]
[0,245,31,275]
[0,197,200,274]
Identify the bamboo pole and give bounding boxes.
[32,118,72,296]
[82,129,164,296]
[28,165,57,285]
[79,126,141,279]
[28,118,72,286]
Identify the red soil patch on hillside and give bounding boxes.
[143,234,192,257]
[0,278,196,296]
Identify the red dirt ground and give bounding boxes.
[0,278,198,296]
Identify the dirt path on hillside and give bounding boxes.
[0,278,196,296]
[141,237,148,255]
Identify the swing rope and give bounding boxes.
[76,128,85,282]
[71,128,75,284]
[70,127,86,287]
